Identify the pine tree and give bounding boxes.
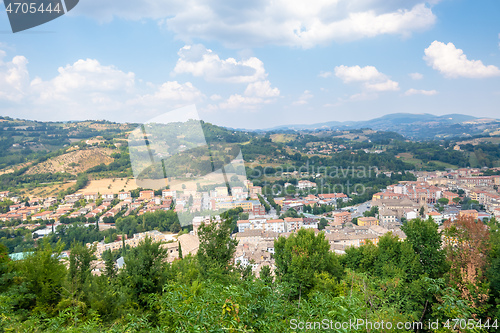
[178,242,183,259]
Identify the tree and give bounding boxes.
[281,208,299,219]
[363,206,379,217]
[14,239,66,314]
[68,242,96,295]
[122,236,169,306]
[374,232,423,281]
[197,218,238,276]
[318,218,328,230]
[401,218,447,279]
[0,243,12,293]
[170,221,181,233]
[437,197,449,205]
[257,194,270,213]
[487,218,500,320]
[238,212,249,220]
[178,242,183,259]
[452,197,461,204]
[259,265,273,286]
[285,185,296,196]
[102,249,116,279]
[419,206,425,217]
[274,229,343,299]
[443,216,490,315]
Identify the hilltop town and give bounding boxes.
[3,164,500,277]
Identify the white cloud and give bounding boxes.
[218,95,269,110]
[73,0,185,22]
[76,1,437,48]
[129,81,204,107]
[334,64,399,92]
[173,45,266,83]
[167,2,436,48]
[210,94,222,101]
[319,71,332,78]
[424,41,500,78]
[217,80,280,111]
[409,72,423,80]
[404,88,438,96]
[31,59,135,104]
[364,79,399,91]
[0,47,281,119]
[292,90,314,105]
[334,65,386,83]
[349,92,378,101]
[171,45,280,111]
[0,52,205,121]
[244,80,280,98]
[0,52,29,102]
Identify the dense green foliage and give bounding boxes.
[0,217,498,332]
[115,210,181,237]
[43,224,118,251]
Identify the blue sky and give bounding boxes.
[0,0,499,129]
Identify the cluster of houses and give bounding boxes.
[85,230,200,275]
[230,168,500,274]
[0,178,271,225]
[269,192,349,214]
[232,215,404,274]
[369,168,500,225]
[302,143,348,155]
[4,167,500,276]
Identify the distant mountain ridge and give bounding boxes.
[255,113,500,140]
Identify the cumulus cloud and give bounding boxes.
[168,2,436,48]
[318,71,333,78]
[31,59,135,105]
[0,52,204,122]
[73,0,185,22]
[0,46,281,119]
[75,0,437,48]
[173,45,266,83]
[0,51,30,101]
[171,45,280,111]
[292,90,314,105]
[217,80,281,111]
[334,65,399,92]
[335,65,386,83]
[364,79,399,91]
[409,72,423,80]
[404,88,438,96]
[424,41,500,78]
[244,80,280,98]
[218,95,270,110]
[349,92,378,101]
[129,81,204,107]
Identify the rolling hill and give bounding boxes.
[259,113,500,140]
